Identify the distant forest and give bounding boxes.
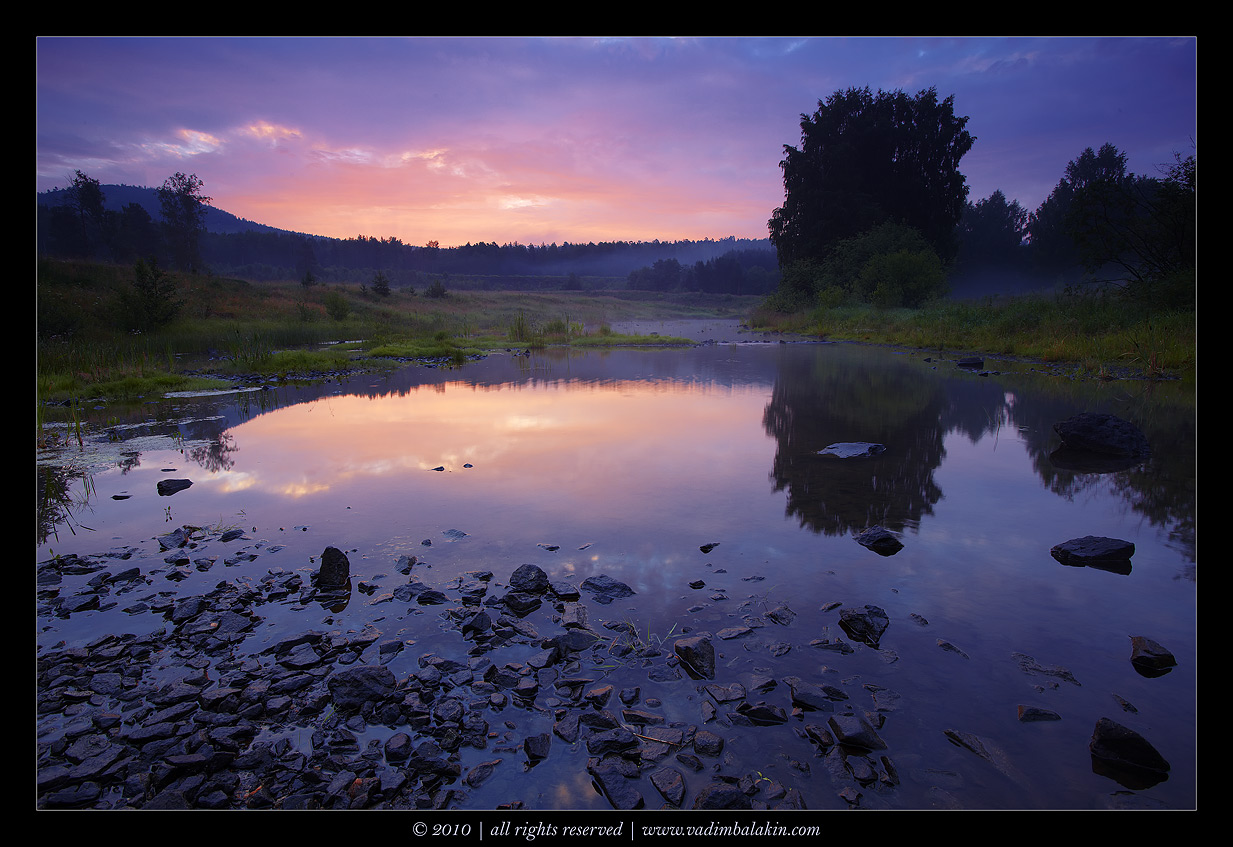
[36,182,780,295]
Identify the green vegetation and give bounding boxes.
[751,291,1194,382]
[757,88,1194,385]
[36,258,750,410]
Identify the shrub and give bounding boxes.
[859,248,948,308]
[324,289,350,321]
[130,258,182,330]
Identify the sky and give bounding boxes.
[35,36,1197,248]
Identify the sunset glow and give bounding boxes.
[35,36,1196,247]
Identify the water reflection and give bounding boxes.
[762,343,1194,566]
[763,345,948,536]
[35,339,1196,809]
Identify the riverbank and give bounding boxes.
[748,295,1195,383]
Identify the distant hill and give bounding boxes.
[37,183,296,237]
[37,182,777,291]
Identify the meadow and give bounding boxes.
[37,258,1194,415]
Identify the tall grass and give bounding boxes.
[751,290,1194,380]
[38,260,754,404]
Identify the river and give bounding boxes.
[36,320,1196,810]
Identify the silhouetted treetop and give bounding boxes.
[769,86,975,267]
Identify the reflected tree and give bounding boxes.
[762,346,948,536]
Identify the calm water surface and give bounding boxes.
[37,326,1196,810]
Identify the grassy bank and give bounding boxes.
[751,292,1195,383]
[37,258,1195,415]
[36,259,755,406]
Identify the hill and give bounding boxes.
[36,183,778,293]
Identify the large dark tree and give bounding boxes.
[1027,142,1129,272]
[957,189,1028,268]
[157,172,212,272]
[1028,143,1195,307]
[769,87,975,267]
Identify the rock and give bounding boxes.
[580,574,636,605]
[692,781,752,809]
[157,527,193,550]
[156,479,193,496]
[673,635,716,680]
[819,442,887,459]
[523,732,551,761]
[1013,652,1081,687]
[1129,636,1177,676]
[1017,706,1061,722]
[838,605,890,648]
[693,730,725,757]
[783,676,839,711]
[1050,536,1135,570]
[1089,718,1170,787]
[650,767,686,807]
[703,682,746,703]
[1053,413,1150,459]
[508,563,550,594]
[855,526,903,556]
[384,731,413,761]
[587,758,644,810]
[327,665,397,710]
[586,727,640,756]
[317,546,351,588]
[500,591,541,615]
[735,701,788,725]
[828,714,886,750]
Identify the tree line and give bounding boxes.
[767,86,1195,310]
[38,170,213,274]
[36,178,772,290]
[625,249,779,295]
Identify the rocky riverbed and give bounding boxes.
[37,533,838,810]
[37,520,1176,811]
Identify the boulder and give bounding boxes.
[1089,718,1170,787]
[1050,536,1134,571]
[1053,413,1150,459]
[508,563,550,594]
[317,546,350,588]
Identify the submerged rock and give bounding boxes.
[838,605,890,648]
[855,526,904,556]
[819,442,886,459]
[1052,413,1150,461]
[580,574,636,605]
